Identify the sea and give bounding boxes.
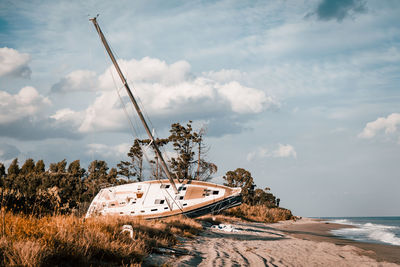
[320,217,400,246]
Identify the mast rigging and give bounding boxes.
[90,17,179,194]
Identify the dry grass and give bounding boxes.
[0,205,292,265]
[0,213,202,266]
[197,214,242,225]
[221,204,294,223]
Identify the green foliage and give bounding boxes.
[117,139,144,181]
[223,168,280,207]
[20,158,35,175]
[35,160,45,174]
[223,168,255,204]
[169,121,198,180]
[0,163,5,178]
[252,188,278,207]
[0,158,125,216]
[119,121,217,182]
[7,158,19,176]
[168,121,217,181]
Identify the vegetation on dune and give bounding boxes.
[222,204,293,223]
[0,158,124,215]
[0,213,202,266]
[222,167,293,223]
[223,168,281,208]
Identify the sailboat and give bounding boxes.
[85,17,241,219]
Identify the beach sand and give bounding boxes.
[144,218,400,266]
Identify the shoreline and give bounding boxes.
[144,217,400,266]
[272,218,400,264]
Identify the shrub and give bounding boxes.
[222,204,293,223]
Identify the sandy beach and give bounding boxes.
[144,218,400,266]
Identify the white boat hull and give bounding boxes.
[85,179,242,219]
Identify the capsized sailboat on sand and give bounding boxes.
[85,17,241,219]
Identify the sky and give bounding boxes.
[0,0,399,217]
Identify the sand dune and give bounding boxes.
[144,218,400,266]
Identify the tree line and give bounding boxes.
[0,158,121,215]
[0,121,280,215]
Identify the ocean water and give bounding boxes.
[320,217,400,246]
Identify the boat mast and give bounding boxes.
[90,17,178,194]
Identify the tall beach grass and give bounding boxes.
[0,212,202,266]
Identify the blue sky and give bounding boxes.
[0,0,399,217]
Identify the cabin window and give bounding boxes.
[141,210,145,213]
[120,212,124,214]
[160,184,170,189]
[213,191,219,195]
[175,196,184,200]
[110,203,115,207]
[154,199,165,204]
[130,201,136,205]
[164,207,168,210]
[151,209,158,212]
[183,203,187,206]
[178,186,187,191]
[130,211,135,214]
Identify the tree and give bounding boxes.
[20,158,35,175]
[0,162,5,179]
[49,159,67,173]
[168,121,216,181]
[68,160,86,177]
[168,121,197,180]
[7,158,19,176]
[35,160,45,174]
[83,160,118,202]
[252,187,277,207]
[142,138,169,180]
[194,127,217,181]
[117,139,144,181]
[0,162,5,189]
[223,168,255,204]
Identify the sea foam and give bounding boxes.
[330,220,400,246]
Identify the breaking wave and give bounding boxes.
[329,219,400,246]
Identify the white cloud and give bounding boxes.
[217,81,279,113]
[50,108,83,128]
[358,113,400,141]
[98,57,274,115]
[273,144,297,158]
[247,143,297,161]
[78,91,127,133]
[51,70,98,93]
[0,47,31,78]
[203,69,245,83]
[52,57,278,134]
[0,86,51,124]
[86,143,130,159]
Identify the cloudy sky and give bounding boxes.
[1,0,399,217]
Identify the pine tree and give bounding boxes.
[7,158,19,176]
[20,158,35,175]
[35,160,45,174]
